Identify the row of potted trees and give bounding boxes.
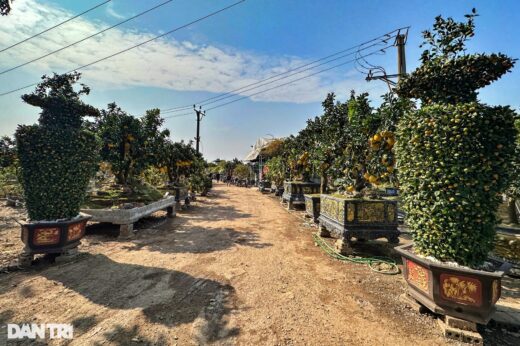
[265,11,518,327]
[3,72,211,261]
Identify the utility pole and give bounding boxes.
[396,33,407,81]
[365,27,408,88]
[193,105,205,154]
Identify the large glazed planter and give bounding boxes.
[282,181,320,209]
[81,196,176,237]
[395,243,511,324]
[21,215,90,254]
[493,227,520,276]
[318,194,399,254]
[304,194,321,223]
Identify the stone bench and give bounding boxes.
[81,196,176,238]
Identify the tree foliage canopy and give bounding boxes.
[16,72,99,220]
[396,10,518,266]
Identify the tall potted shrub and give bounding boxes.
[318,92,403,254]
[395,11,516,324]
[16,73,99,263]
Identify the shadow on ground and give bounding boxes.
[35,253,240,342]
[178,202,253,222]
[123,226,271,254]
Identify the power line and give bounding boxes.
[159,39,389,114]
[163,110,193,119]
[0,0,112,53]
[0,0,246,97]
[0,0,176,76]
[160,27,406,113]
[190,40,392,110]
[158,44,392,119]
[204,45,393,112]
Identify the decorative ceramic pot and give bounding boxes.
[282,181,320,210]
[21,215,90,254]
[318,194,399,254]
[395,243,511,324]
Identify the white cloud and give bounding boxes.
[0,0,387,104]
[105,2,125,20]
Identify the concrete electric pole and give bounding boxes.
[365,28,408,88]
[396,33,407,82]
[193,105,205,154]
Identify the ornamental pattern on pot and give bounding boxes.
[305,199,313,214]
[406,259,429,293]
[67,222,84,241]
[358,203,385,223]
[34,227,60,245]
[338,202,345,224]
[347,203,355,222]
[440,274,482,307]
[387,204,396,222]
[321,198,337,220]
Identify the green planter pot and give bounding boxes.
[396,243,511,324]
[304,194,321,223]
[318,194,399,254]
[282,181,320,210]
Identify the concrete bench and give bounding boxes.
[81,196,176,238]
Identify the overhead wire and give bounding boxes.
[204,44,393,112]
[0,0,112,53]
[0,0,246,97]
[0,0,176,76]
[155,43,392,119]
[160,39,394,114]
[160,27,407,113]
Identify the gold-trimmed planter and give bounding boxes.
[282,181,320,210]
[304,194,321,223]
[21,215,90,254]
[318,194,399,254]
[396,243,511,324]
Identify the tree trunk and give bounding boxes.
[320,173,328,194]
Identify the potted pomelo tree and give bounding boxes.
[395,10,516,324]
[16,73,99,264]
[318,91,404,254]
[282,129,320,210]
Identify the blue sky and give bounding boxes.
[1,0,519,161]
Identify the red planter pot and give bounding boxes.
[395,243,511,324]
[21,216,90,254]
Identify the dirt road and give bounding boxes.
[0,184,517,345]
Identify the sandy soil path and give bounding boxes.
[0,183,517,345]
